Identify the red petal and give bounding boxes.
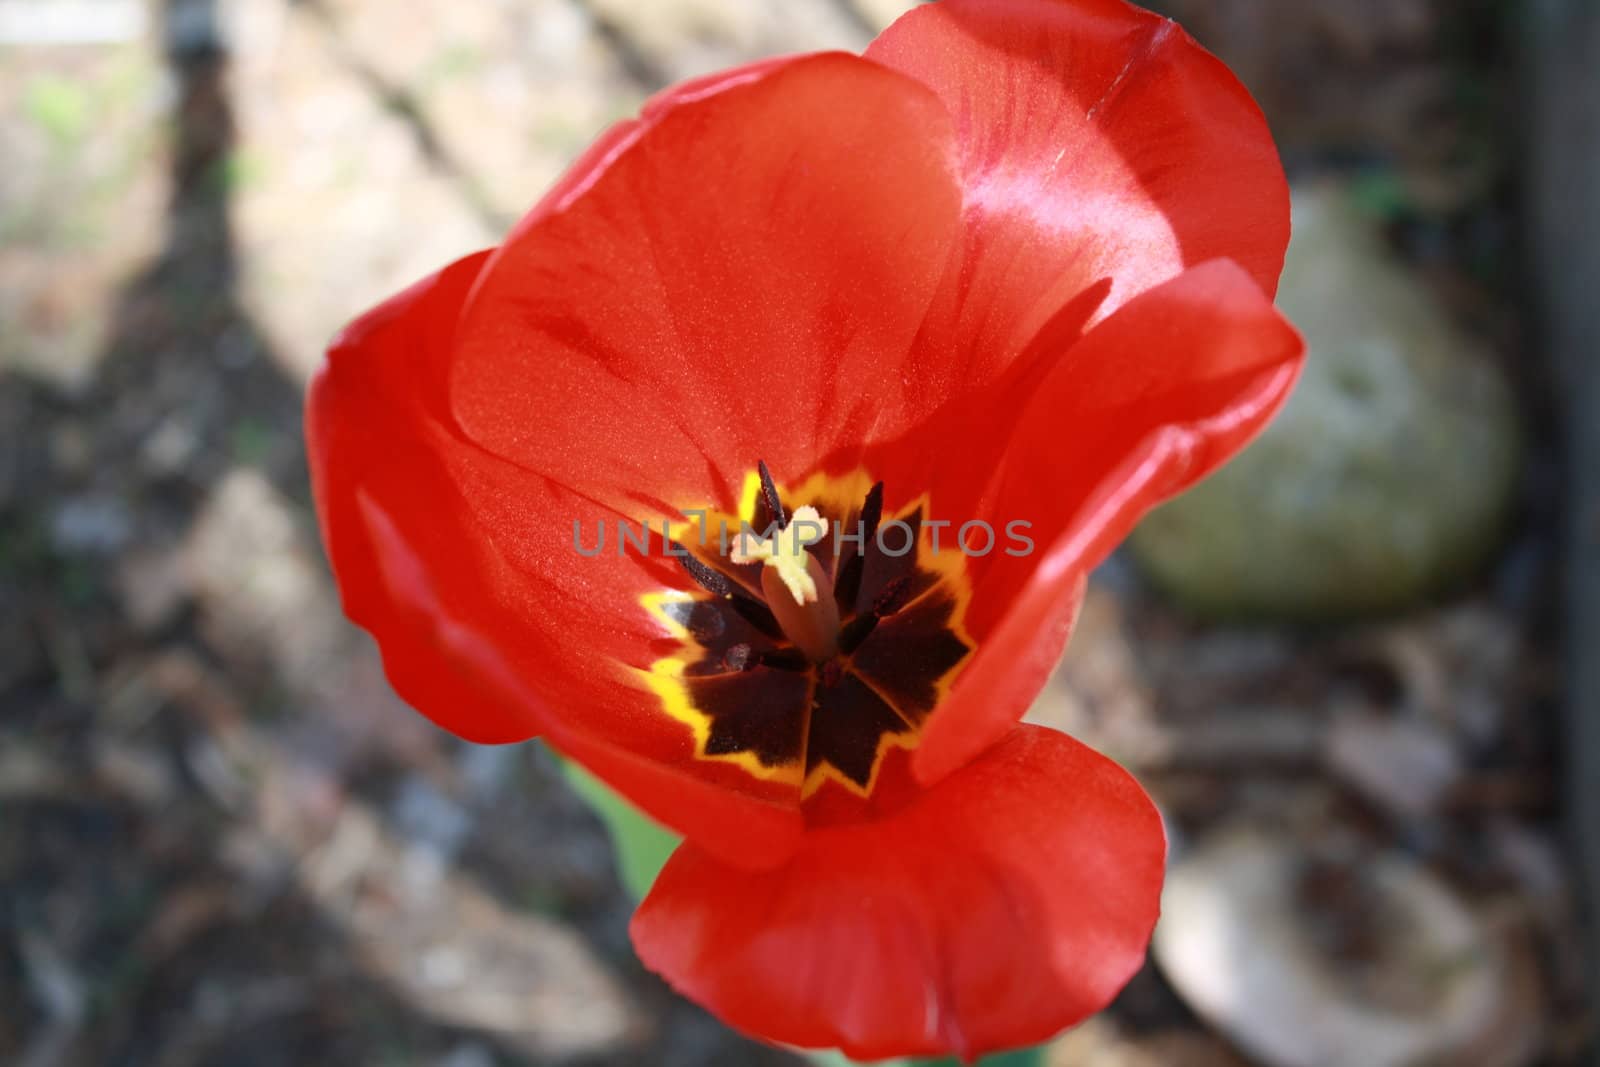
[449,52,965,509]
[914,260,1304,784]
[309,251,536,741]
[867,0,1289,383]
[311,54,971,869]
[632,725,1165,1061]
[498,55,797,247]
[308,252,804,868]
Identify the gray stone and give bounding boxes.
[1130,184,1521,619]
[1154,824,1543,1067]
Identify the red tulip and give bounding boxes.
[306,0,1302,1059]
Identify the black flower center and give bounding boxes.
[642,464,974,798]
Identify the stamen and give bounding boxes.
[831,480,883,612]
[872,575,914,616]
[644,469,977,797]
[727,483,841,661]
[859,481,885,541]
[723,643,753,671]
[757,459,788,529]
[678,550,733,596]
[722,643,810,674]
[756,647,810,672]
[837,613,878,654]
[730,596,785,639]
[677,546,785,637]
[836,574,912,655]
[730,505,830,606]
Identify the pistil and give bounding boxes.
[731,505,841,662]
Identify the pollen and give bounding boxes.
[730,505,830,606]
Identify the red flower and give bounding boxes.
[307,0,1302,1060]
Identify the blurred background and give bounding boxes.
[1,0,1596,1064]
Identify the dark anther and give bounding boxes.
[730,595,785,639]
[723,642,813,674]
[831,480,884,614]
[685,607,727,641]
[838,572,911,654]
[755,646,811,672]
[872,575,914,617]
[757,459,788,529]
[859,481,884,542]
[678,549,785,638]
[832,554,863,615]
[833,557,863,615]
[837,613,879,655]
[679,550,734,596]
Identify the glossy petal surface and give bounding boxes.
[308,251,806,867]
[915,260,1303,783]
[451,52,964,506]
[632,725,1165,1061]
[868,0,1288,387]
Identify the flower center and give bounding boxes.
[729,504,841,662]
[640,463,975,799]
